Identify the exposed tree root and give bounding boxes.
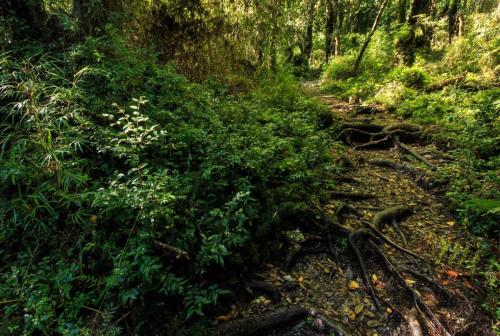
[340,122,383,133]
[215,307,352,336]
[368,159,437,189]
[311,311,352,335]
[348,230,383,312]
[395,136,436,169]
[368,159,419,176]
[401,267,452,300]
[372,205,413,230]
[247,281,282,303]
[353,135,392,149]
[339,122,422,147]
[392,218,408,245]
[214,307,310,336]
[348,105,382,118]
[368,241,452,336]
[283,241,302,271]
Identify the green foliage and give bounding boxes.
[321,31,394,100]
[392,66,429,89]
[0,31,338,334]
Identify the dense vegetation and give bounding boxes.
[0,0,498,335]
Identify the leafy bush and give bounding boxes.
[0,33,338,334]
[321,31,394,100]
[393,66,429,89]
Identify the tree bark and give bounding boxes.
[325,0,338,62]
[303,0,317,66]
[0,0,49,39]
[352,0,389,74]
[72,0,119,35]
[447,0,460,43]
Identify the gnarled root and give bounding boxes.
[348,230,383,312]
[247,281,282,303]
[372,205,413,230]
[368,159,437,189]
[214,307,310,336]
[215,307,352,336]
[368,241,452,336]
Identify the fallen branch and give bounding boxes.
[152,239,191,260]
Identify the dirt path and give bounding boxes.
[214,85,493,336]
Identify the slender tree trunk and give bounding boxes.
[448,0,460,43]
[352,0,390,74]
[325,0,337,62]
[398,0,409,22]
[303,0,317,66]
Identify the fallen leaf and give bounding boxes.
[446,221,455,227]
[405,278,416,286]
[446,270,459,277]
[371,274,378,282]
[348,280,360,290]
[367,320,380,327]
[216,306,238,321]
[354,304,364,314]
[365,310,376,318]
[297,276,304,284]
[386,307,392,314]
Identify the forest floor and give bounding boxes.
[214,82,495,336]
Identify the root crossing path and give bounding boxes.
[214,84,493,336]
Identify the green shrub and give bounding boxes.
[0,33,338,334]
[393,66,429,89]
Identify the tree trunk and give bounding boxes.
[397,0,410,22]
[72,0,118,35]
[325,0,335,62]
[447,0,460,44]
[0,0,49,39]
[303,0,317,66]
[397,0,431,65]
[352,0,389,74]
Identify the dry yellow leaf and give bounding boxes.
[405,278,416,286]
[348,280,360,290]
[386,307,393,314]
[447,221,455,227]
[371,274,378,282]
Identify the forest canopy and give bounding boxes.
[0,0,498,335]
